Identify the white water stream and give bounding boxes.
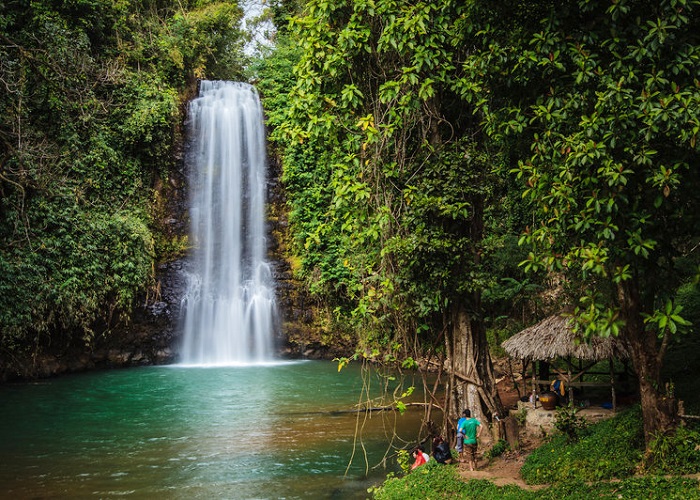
[180,81,277,365]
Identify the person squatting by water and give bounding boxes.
[458,409,482,471]
[410,446,431,470]
[432,436,453,464]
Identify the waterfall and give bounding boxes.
[179,81,277,366]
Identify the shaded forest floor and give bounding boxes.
[457,447,541,490]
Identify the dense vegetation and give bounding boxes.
[464,0,700,441]
[257,0,700,444]
[256,0,537,426]
[0,0,246,373]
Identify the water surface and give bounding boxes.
[0,361,426,498]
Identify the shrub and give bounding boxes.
[553,403,588,443]
[485,439,510,461]
[643,425,700,475]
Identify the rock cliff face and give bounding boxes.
[0,113,353,382]
[1,260,187,381]
[86,123,356,372]
[266,154,356,361]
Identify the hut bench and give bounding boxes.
[532,379,611,388]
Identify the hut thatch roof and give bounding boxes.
[501,315,630,361]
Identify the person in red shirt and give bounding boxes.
[410,446,429,470]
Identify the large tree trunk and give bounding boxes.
[446,302,503,432]
[619,282,678,445]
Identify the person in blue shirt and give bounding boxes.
[455,409,467,460]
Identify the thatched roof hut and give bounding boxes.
[502,314,630,361]
[502,315,630,411]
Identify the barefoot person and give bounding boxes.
[459,409,482,471]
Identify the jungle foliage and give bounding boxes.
[258,0,700,442]
[460,0,700,439]
[258,0,535,371]
[0,0,246,362]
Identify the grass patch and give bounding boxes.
[368,463,700,499]
[369,407,700,499]
[541,477,700,499]
[520,406,645,484]
[368,463,527,500]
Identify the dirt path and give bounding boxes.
[456,449,541,490]
[453,372,544,490]
[454,430,546,490]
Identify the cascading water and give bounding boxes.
[180,81,277,365]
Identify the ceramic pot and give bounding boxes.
[539,391,558,411]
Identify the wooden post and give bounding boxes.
[567,360,574,405]
[531,359,537,408]
[609,358,617,412]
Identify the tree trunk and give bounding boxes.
[446,302,503,431]
[619,282,678,445]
